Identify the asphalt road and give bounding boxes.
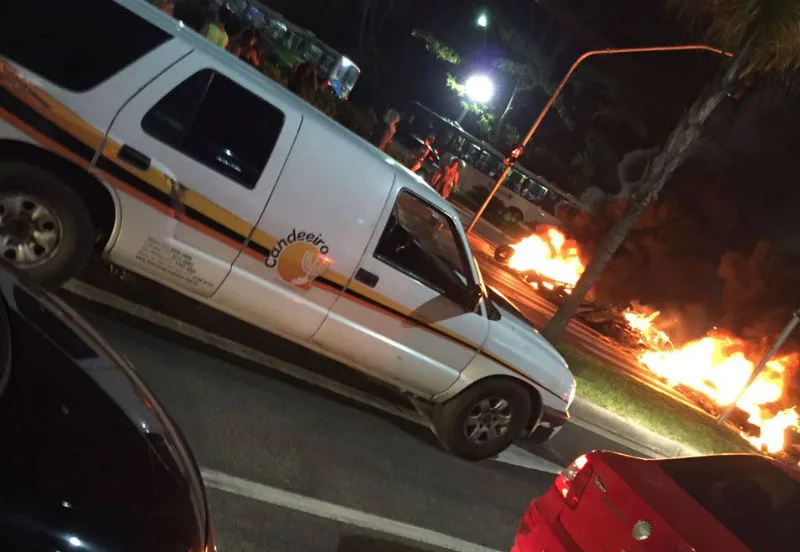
[67,288,642,552]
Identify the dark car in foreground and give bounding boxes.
[513,451,798,552]
[0,265,214,551]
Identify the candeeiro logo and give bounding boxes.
[265,229,331,290]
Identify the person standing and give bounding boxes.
[204,6,229,49]
[431,159,464,200]
[288,61,319,102]
[407,134,436,173]
[371,109,400,152]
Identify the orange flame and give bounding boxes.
[507,226,585,289]
[622,309,673,350]
[627,314,798,453]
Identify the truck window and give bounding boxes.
[375,191,471,294]
[659,455,799,552]
[2,0,169,92]
[142,69,285,189]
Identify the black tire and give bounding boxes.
[494,244,514,263]
[505,206,524,224]
[433,379,532,460]
[0,162,94,285]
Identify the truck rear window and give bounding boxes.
[659,455,799,552]
[1,0,168,92]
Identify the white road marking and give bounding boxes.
[201,468,503,552]
[494,446,562,475]
[64,279,565,473]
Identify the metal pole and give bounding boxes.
[717,308,800,425]
[466,44,733,234]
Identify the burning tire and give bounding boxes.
[494,244,514,263]
[433,379,532,460]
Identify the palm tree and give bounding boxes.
[542,0,800,343]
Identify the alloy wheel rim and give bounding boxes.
[463,397,512,444]
[0,194,63,268]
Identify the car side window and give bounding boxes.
[142,69,285,189]
[375,191,471,295]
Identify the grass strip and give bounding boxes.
[559,345,751,455]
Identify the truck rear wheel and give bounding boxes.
[0,162,94,285]
[433,379,531,460]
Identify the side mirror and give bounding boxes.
[452,284,482,313]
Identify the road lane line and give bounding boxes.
[201,468,504,552]
[63,279,565,473]
[494,446,562,474]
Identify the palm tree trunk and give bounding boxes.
[541,67,738,344]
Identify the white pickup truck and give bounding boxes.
[0,0,575,459]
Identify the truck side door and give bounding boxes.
[104,52,301,297]
[211,119,397,341]
[312,188,490,398]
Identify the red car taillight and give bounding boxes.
[554,453,593,508]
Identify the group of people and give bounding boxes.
[371,112,463,201]
[152,1,268,69]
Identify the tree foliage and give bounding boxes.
[410,30,461,64]
[668,0,800,76]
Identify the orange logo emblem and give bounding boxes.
[265,229,331,290]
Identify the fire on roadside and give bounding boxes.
[622,309,673,350]
[632,318,799,453]
[503,227,799,453]
[505,226,585,291]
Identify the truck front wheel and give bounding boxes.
[0,162,94,285]
[433,379,532,460]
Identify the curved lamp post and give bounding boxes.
[466,44,733,233]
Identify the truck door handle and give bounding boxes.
[118,144,151,171]
[355,268,379,288]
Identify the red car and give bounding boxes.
[512,451,798,552]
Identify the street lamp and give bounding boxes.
[476,12,489,50]
[465,44,734,233]
[457,74,494,123]
[465,74,494,103]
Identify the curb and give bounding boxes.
[570,397,701,458]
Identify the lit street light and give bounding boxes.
[465,74,494,103]
[456,74,494,124]
[476,12,489,50]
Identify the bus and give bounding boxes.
[391,102,585,227]
[224,0,361,99]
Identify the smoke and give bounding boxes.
[557,159,800,348]
[549,80,800,355]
